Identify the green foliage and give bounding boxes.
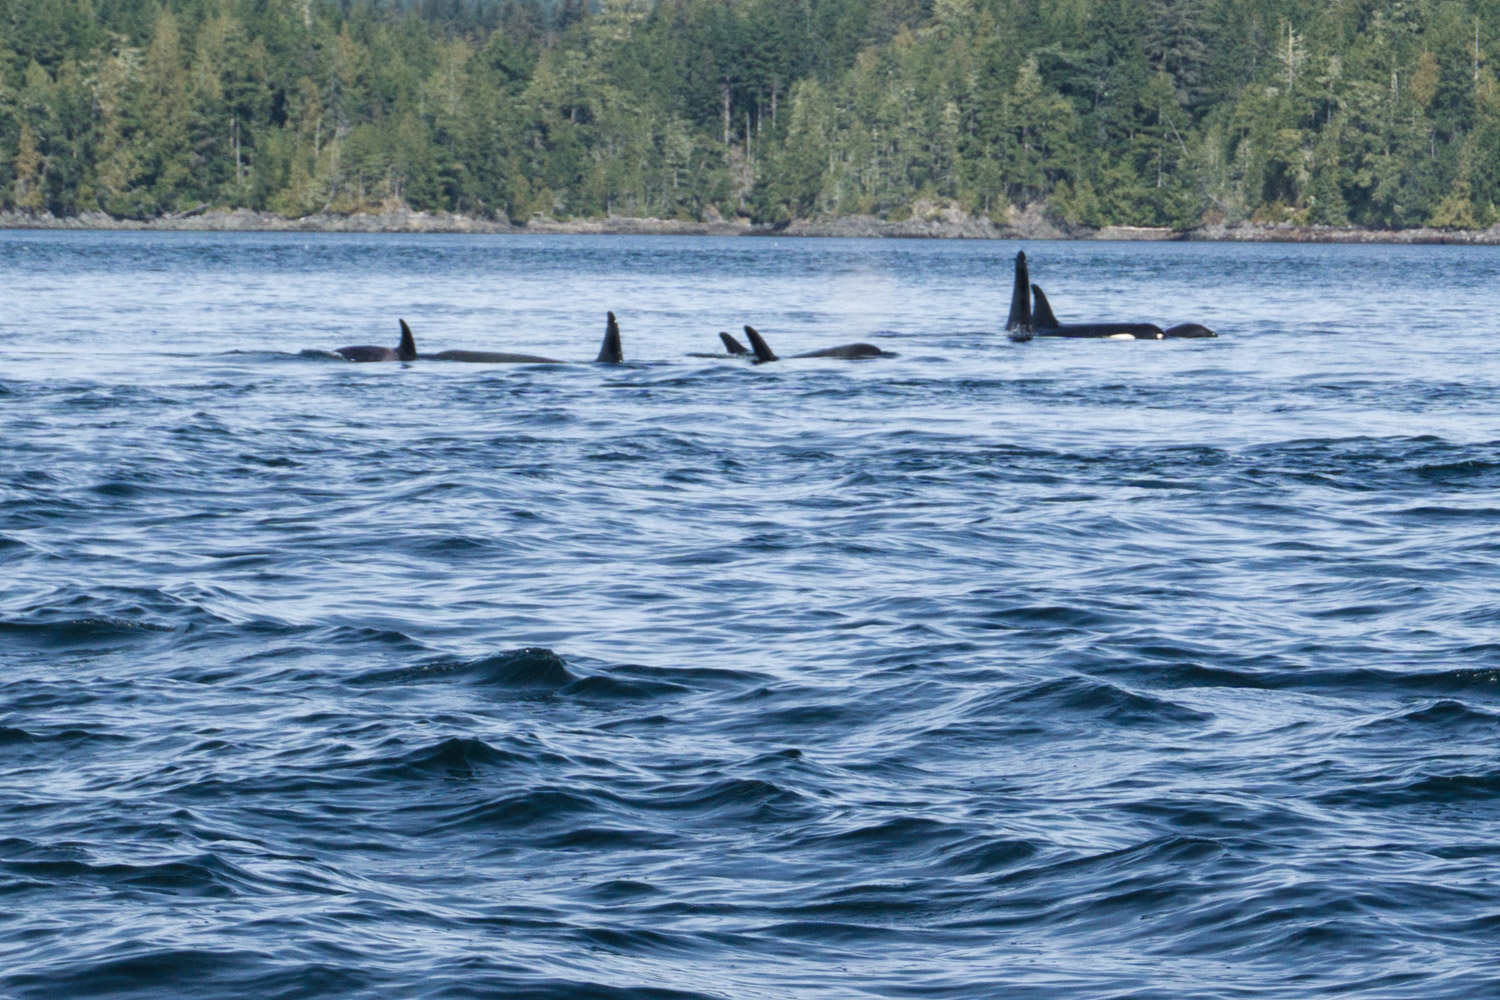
[0,0,1495,228]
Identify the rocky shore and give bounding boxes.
[1187,221,1500,244]
[5,204,1500,244]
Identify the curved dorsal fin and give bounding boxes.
[1005,251,1031,334]
[720,331,749,355]
[596,311,623,363]
[743,326,778,363]
[398,319,417,360]
[1029,284,1060,328]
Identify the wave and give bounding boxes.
[994,676,1212,727]
[0,616,175,648]
[1317,767,1500,808]
[3,950,379,1000]
[357,736,531,780]
[1,852,266,899]
[1356,699,1500,735]
[0,726,127,750]
[352,647,575,689]
[351,648,692,700]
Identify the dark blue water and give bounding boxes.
[2,232,1499,999]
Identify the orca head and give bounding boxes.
[1006,251,1033,341]
[397,319,418,361]
[720,331,750,355]
[1029,284,1061,329]
[596,311,624,363]
[743,326,779,364]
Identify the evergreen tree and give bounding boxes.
[1,0,1498,229]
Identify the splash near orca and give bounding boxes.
[334,321,418,362]
[1007,253,1217,341]
[743,327,893,364]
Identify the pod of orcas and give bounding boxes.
[330,252,1215,362]
[1006,251,1215,341]
[333,316,891,365]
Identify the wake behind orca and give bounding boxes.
[1006,251,1216,341]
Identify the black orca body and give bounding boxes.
[335,322,417,361]
[596,312,624,363]
[426,348,561,363]
[1162,323,1217,339]
[1006,252,1217,341]
[419,314,624,364]
[1030,286,1166,340]
[1005,251,1034,341]
[744,326,892,364]
[688,332,753,359]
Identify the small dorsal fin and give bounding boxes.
[596,311,623,363]
[720,331,749,355]
[1029,285,1060,328]
[398,319,417,360]
[1005,251,1032,339]
[744,326,778,363]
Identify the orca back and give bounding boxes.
[335,345,398,362]
[1164,323,1217,338]
[426,349,560,363]
[1036,323,1166,340]
[793,344,890,359]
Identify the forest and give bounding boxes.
[2,0,1498,230]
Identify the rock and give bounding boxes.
[7,205,1500,244]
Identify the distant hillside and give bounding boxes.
[3,0,1498,230]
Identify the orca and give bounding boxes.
[1007,252,1217,340]
[1029,285,1166,340]
[1005,250,1033,341]
[687,332,752,359]
[743,326,893,364]
[1162,323,1217,339]
[420,313,624,364]
[596,312,624,363]
[334,321,417,362]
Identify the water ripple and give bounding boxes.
[1,234,1498,999]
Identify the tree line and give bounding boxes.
[3,0,1499,230]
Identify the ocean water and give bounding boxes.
[2,231,1498,999]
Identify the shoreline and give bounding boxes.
[4,207,1500,244]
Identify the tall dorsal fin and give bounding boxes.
[1005,251,1032,339]
[1029,284,1060,328]
[596,311,623,363]
[398,319,417,360]
[744,325,778,363]
[720,331,749,355]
